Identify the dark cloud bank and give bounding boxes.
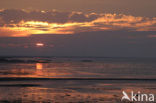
[0,30,156,57]
[0,9,98,25]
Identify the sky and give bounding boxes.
[0,0,156,57]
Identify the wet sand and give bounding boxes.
[0,78,156,103]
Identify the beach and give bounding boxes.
[0,79,156,103]
[0,57,156,103]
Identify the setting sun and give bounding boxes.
[36,43,44,47]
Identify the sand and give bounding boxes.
[0,78,156,103]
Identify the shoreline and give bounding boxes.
[0,77,156,81]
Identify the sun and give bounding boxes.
[36,43,44,47]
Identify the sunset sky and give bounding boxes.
[0,0,156,57]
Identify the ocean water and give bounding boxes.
[0,57,156,79]
[0,57,156,103]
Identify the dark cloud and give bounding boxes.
[70,12,98,22]
[0,9,27,24]
[0,0,156,17]
[0,9,99,25]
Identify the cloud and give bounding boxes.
[0,9,156,37]
[0,9,98,24]
[0,28,30,37]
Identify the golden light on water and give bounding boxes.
[36,63,43,70]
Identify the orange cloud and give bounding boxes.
[0,9,156,37]
[0,28,30,37]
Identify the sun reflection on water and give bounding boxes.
[36,63,44,76]
[36,63,43,70]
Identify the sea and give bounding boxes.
[0,57,156,103]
